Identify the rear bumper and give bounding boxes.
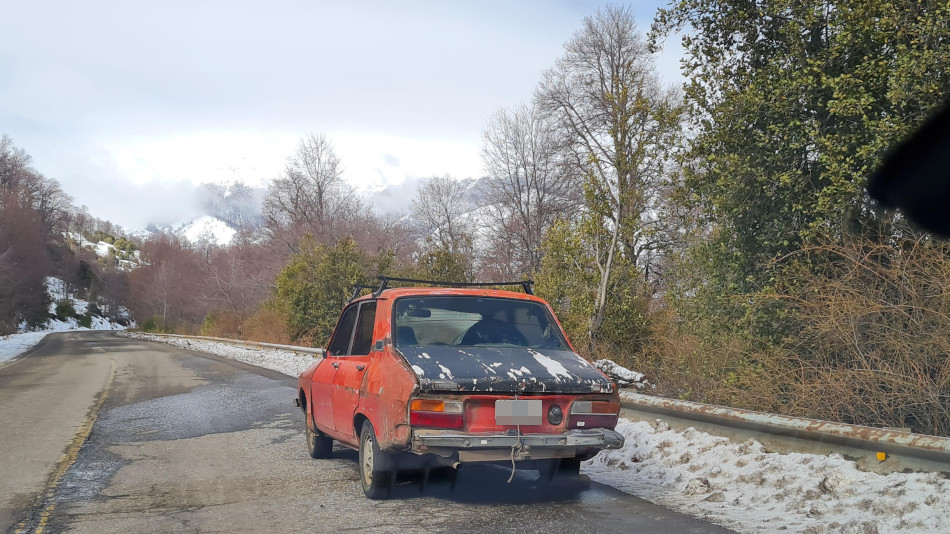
[410,428,624,461]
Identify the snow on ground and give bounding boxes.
[93,241,114,257]
[584,419,950,533]
[0,317,128,365]
[67,231,140,270]
[1,278,130,365]
[68,231,116,258]
[45,277,129,330]
[0,331,52,364]
[593,359,652,389]
[120,332,315,377]
[116,335,949,533]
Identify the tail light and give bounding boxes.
[569,400,620,429]
[409,398,464,429]
[570,401,620,415]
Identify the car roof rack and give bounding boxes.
[371,276,533,297]
[347,283,380,303]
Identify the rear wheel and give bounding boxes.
[306,423,332,459]
[359,421,394,499]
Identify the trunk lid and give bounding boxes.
[397,345,613,394]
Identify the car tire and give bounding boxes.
[306,424,333,459]
[359,421,394,499]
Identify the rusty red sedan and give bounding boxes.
[295,278,624,498]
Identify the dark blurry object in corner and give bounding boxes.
[868,102,950,237]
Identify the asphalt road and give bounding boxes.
[1,331,733,533]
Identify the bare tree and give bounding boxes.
[197,241,280,320]
[409,175,478,281]
[0,135,32,189]
[480,103,579,276]
[29,174,72,240]
[347,208,419,266]
[263,133,359,250]
[410,175,475,255]
[71,205,93,238]
[0,135,72,243]
[0,195,51,333]
[537,5,681,340]
[128,233,207,329]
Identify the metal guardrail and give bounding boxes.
[130,331,949,471]
[136,332,325,358]
[620,391,950,470]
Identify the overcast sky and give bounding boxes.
[1,0,682,229]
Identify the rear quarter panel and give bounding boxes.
[356,297,418,451]
[360,348,417,451]
[297,361,318,429]
[297,362,317,400]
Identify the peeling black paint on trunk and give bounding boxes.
[397,345,612,394]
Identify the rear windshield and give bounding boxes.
[393,296,569,350]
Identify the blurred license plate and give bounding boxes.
[495,399,542,426]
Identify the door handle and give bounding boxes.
[356,365,365,371]
[331,362,340,369]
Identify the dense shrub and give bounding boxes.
[140,316,165,333]
[54,300,77,321]
[271,237,374,345]
[240,309,291,345]
[200,311,243,339]
[535,220,651,356]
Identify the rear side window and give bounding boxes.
[350,302,377,355]
[327,304,358,356]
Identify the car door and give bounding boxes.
[331,301,376,439]
[310,304,358,433]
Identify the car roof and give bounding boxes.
[351,286,547,304]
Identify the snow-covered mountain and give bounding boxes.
[129,215,238,247]
[128,176,480,248]
[129,180,262,247]
[177,215,237,246]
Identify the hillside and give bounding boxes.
[0,277,132,364]
[69,232,141,270]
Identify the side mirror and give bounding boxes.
[314,348,327,359]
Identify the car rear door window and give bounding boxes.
[350,302,376,356]
[327,304,358,356]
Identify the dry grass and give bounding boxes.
[773,237,950,435]
[611,236,950,436]
[240,309,292,345]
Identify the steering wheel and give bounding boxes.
[459,319,527,346]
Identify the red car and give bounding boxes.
[295,278,624,498]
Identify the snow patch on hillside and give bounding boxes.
[68,232,141,270]
[1,277,132,364]
[45,277,132,329]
